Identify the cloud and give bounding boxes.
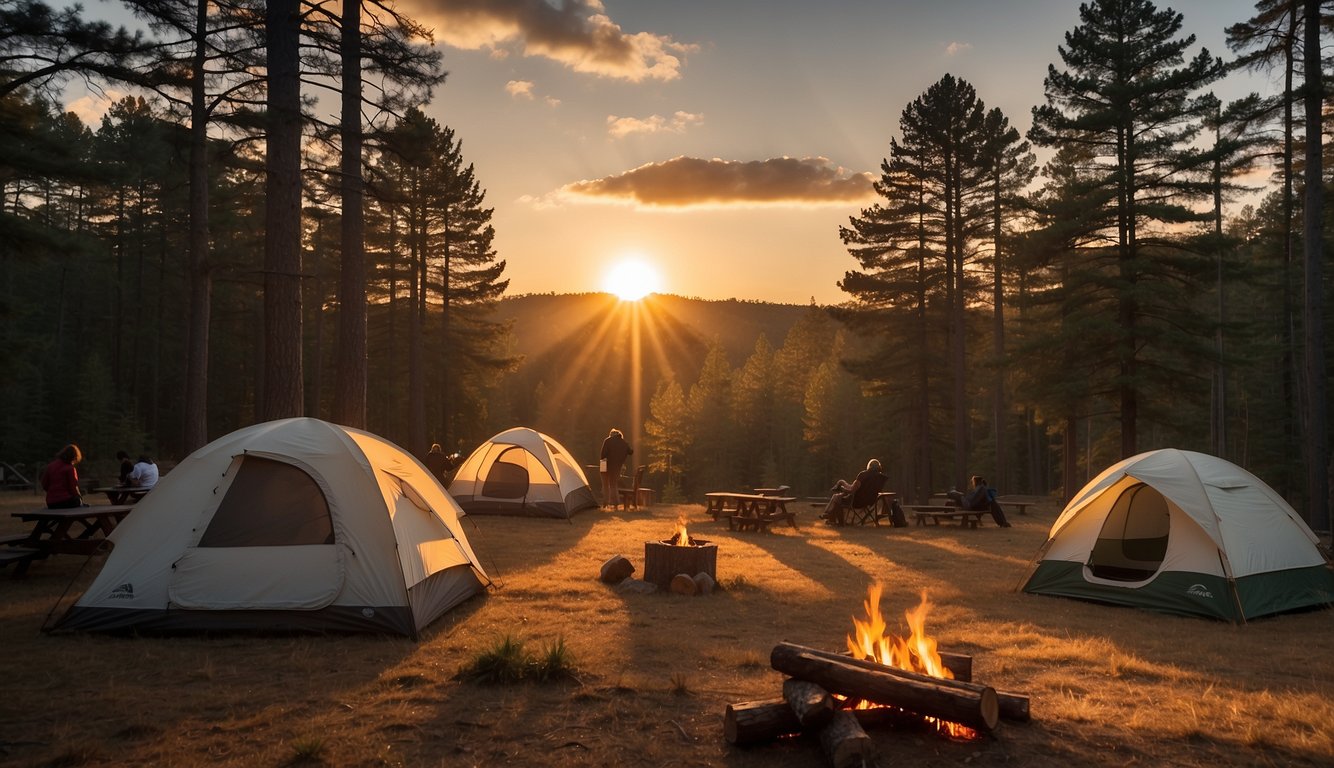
[607,110,703,139]
[408,0,696,82]
[945,41,972,56]
[506,79,535,99]
[552,156,876,209]
[64,88,126,126]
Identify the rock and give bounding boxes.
[670,573,699,596]
[692,571,716,595]
[615,578,658,594]
[600,554,635,584]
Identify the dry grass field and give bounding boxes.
[1,491,1331,768]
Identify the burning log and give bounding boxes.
[820,710,878,768]
[782,678,834,728]
[938,651,972,682]
[722,697,939,746]
[771,642,1000,733]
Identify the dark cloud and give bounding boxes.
[558,156,876,208]
[407,0,695,81]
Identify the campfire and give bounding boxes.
[723,584,1031,766]
[643,517,717,592]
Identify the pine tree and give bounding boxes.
[1029,0,1225,457]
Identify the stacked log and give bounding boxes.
[723,641,1032,766]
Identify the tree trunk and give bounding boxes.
[332,0,367,429]
[182,0,212,453]
[1302,0,1327,530]
[261,0,304,421]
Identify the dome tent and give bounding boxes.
[1022,449,1333,622]
[56,418,489,638]
[449,427,596,518]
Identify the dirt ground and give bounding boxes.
[0,492,1331,768]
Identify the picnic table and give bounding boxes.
[2,505,135,574]
[704,492,799,532]
[903,505,985,528]
[91,485,151,505]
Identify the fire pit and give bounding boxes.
[643,519,717,589]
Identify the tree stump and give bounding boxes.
[643,538,716,588]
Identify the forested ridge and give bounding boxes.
[2,0,1332,530]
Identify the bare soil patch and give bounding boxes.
[1,493,1330,767]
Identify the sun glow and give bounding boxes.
[603,258,662,301]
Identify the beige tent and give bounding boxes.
[57,418,489,637]
[1023,449,1333,622]
[449,427,596,518]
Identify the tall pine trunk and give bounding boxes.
[1301,0,1327,530]
[262,0,304,420]
[183,0,211,452]
[333,0,367,429]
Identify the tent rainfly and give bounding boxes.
[1022,449,1334,622]
[449,427,596,518]
[56,418,490,637]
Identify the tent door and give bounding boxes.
[167,454,345,610]
[1087,482,1171,582]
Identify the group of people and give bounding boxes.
[822,460,1011,528]
[40,444,158,510]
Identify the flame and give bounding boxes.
[845,584,974,738]
[670,517,689,546]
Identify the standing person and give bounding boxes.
[40,444,85,509]
[126,455,160,490]
[948,475,1011,527]
[599,428,632,510]
[424,443,450,483]
[116,451,134,485]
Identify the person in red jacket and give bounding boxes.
[41,444,85,509]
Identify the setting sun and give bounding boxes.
[603,259,663,301]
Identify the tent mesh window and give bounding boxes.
[481,447,531,499]
[1088,482,1170,582]
[198,456,335,547]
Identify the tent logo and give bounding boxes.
[109,583,135,600]
[1186,583,1214,599]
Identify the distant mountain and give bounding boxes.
[493,292,813,369]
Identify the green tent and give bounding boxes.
[1022,449,1333,622]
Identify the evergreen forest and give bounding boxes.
[2,0,1332,531]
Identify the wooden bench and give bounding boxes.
[995,495,1035,515]
[904,505,985,528]
[0,546,43,575]
[729,510,796,533]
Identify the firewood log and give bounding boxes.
[670,573,699,595]
[598,554,635,584]
[819,710,878,768]
[771,642,999,733]
[783,678,834,728]
[996,690,1031,722]
[723,699,801,746]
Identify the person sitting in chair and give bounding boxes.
[822,458,888,525]
[947,475,1012,527]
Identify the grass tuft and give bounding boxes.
[286,736,326,765]
[460,634,578,685]
[669,672,691,695]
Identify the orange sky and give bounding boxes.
[61,1,1274,305]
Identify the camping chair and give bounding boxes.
[618,465,647,510]
[841,472,889,525]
